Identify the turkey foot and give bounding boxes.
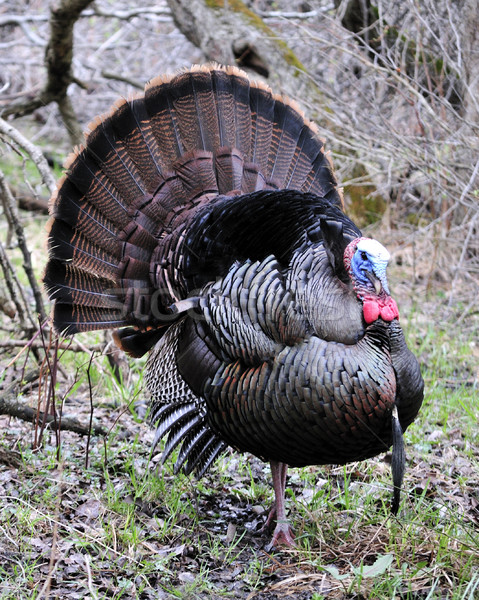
[262,461,295,548]
[270,520,295,548]
[260,502,278,533]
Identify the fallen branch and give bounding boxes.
[0,369,106,439]
[0,394,106,436]
[0,376,106,437]
[0,339,105,353]
[0,447,22,468]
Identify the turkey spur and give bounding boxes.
[44,64,424,547]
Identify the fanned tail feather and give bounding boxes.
[45,64,341,336]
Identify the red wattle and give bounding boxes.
[363,301,380,324]
[380,298,399,321]
[363,297,399,324]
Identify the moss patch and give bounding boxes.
[345,183,387,227]
[205,0,306,74]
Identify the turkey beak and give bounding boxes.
[366,271,383,295]
[373,277,383,295]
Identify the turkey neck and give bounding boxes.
[288,243,364,344]
[203,318,400,468]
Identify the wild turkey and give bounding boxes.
[44,64,424,547]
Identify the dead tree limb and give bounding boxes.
[1,0,94,147]
[0,393,106,437]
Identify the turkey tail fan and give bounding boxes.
[45,63,342,337]
[142,64,342,202]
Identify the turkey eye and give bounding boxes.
[360,251,368,261]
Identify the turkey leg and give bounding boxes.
[263,460,295,547]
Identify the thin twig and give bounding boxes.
[0,338,105,353]
[0,240,34,330]
[40,463,63,600]
[84,554,98,599]
[85,353,96,469]
[0,171,47,324]
[0,117,56,194]
[101,71,144,89]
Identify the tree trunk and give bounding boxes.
[461,0,479,127]
[166,0,326,109]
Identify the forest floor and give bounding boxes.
[0,213,478,600]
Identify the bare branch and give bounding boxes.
[101,71,144,90]
[0,15,50,27]
[0,241,35,330]
[0,5,172,27]
[0,339,105,353]
[0,294,16,319]
[0,167,48,324]
[1,0,94,147]
[88,5,171,20]
[259,9,327,20]
[0,117,57,195]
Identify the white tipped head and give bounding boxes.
[344,237,392,297]
[356,238,390,263]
